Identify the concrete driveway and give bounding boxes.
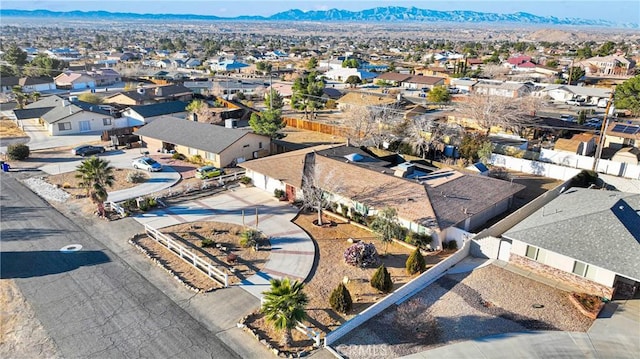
[131,187,315,299]
[11,118,104,151]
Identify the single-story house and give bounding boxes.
[450,79,477,93]
[401,75,446,91]
[240,145,524,249]
[535,84,611,105]
[54,73,96,90]
[322,68,378,82]
[375,72,412,86]
[210,60,249,73]
[104,84,194,106]
[1,76,56,93]
[134,117,270,168]
[474,81,533,98]
[122,101,188,126]
[603,123,640,150]
[502,188,640,299]
[32,97,120,135]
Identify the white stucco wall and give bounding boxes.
[48,111,116,136]
[511,240,616,287]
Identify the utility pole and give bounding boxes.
[592,87,616,171]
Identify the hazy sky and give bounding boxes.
[4,0,640,24]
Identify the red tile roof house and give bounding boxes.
[240,145,524,249]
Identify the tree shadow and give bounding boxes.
[1,250,110,278]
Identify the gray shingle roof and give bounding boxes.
[14,107,54,120]
[503,188,640,281]
[135,117,254,154]
[129,101,187,118]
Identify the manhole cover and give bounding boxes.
[60,244,83,253]
[532,304,544,309]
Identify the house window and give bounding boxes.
[207,152,217,161]
[259,142,263,149]
[525,245,539,260]
[103,118,112,126]
[188,147,198,155]
[572,261,589,277]
[58,122,71,131]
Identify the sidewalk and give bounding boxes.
[132,186,316,299]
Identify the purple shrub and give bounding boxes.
[343,242,380,268]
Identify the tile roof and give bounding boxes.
[135,117,261,154]
[503,188,640,281]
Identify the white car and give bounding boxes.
[132,157,163,172]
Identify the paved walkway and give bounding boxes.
[132,186,315,299]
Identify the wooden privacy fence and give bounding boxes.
[283,117,351,137]
[144,224,229,287]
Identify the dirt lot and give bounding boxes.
[0,280,59,359]
[133,221,271,289]
[245,211,451,353]
[0,118,27,138]
[336,264,593,358]
[46,167,149,197]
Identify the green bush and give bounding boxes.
[7,144,29,160]
[239,176,252,185]
[370,265,393,293]
[406,248,426,275]
[146,197,157,208]
[273,188,285,198]
[329,282,353,314]
[341,206,349,218]
[139,201,149,212]
[190,154,204,165]
[172,152,186,160]
[447,240,458,251]
[123,198,137,210]
[240,228,260,248]
[405,232,433,250]
[201,239,215,248]
[126,171,146,183]
[572,170,598,188]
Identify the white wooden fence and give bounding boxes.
[324,239,471,349]
[144,224,229,287]
[202,170,246,187]
[105,201,126,216]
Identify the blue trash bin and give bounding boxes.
[2,163,10,172]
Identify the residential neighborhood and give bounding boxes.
[1,4,639,359]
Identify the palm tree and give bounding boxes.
[75,157,115,217]
[11,86,28,109]
[261,278,308,347]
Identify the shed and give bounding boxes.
[465,162,490,176]
[612,147,640,165]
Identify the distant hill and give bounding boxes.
[1,7,636,28]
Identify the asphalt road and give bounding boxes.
[0,176,239,359]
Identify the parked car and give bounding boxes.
[72,145,106,157]
[195,165,224,179]
[560,114,575,122]
[585,118,602,128]
[566,98,586,106]
[132,157,162,172]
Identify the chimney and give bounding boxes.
[155,86,163,96]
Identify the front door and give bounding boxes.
[498,239,512,261]
[285,184,296,202]
[79,120,91,132]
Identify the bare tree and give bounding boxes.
[456,93,541,137]
[481,64,510,80]
[342,104,402,148]
[301,152,344,226]
[186,99,221,124]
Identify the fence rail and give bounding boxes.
[144,224,229,287]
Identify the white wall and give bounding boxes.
[540,148,596,169]
[49,111,116,135]
[490,153,582,180]
[511,240,616,287]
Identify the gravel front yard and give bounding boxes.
[335,264,593,359]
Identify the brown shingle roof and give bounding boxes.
[406,75,446,85]
[376,72,412,82]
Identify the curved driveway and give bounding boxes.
[132,187,316,299]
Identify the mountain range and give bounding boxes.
[1,7,636,28]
